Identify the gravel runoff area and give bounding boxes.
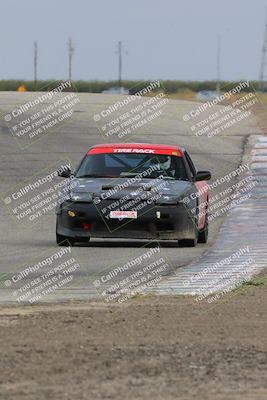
[0,279,267,400]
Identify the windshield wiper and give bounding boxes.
[77,174,115,178]
[120,172,159,179]
[120,172,138,178]
[120,172,177,180]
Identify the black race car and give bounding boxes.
[56,143,211,247]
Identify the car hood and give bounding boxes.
[66,177,192,205]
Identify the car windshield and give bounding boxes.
[75,153,188,180]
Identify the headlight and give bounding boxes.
[69,192,93,202]
[56,193,93,214]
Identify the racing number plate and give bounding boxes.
[110,211,137,219]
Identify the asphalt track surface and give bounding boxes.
[0,92,261,302]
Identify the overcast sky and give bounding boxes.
[0,0,267,81]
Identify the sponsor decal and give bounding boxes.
[110,210,138,219]
[113,148,155,154]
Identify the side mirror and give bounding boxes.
[58,167,72,178]
[195,171,211,181]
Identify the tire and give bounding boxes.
[56,233,75,246]
[178,224,198,247]
[178,237,197,247]
[198,207,209,244]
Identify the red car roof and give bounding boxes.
[87,143,182,156]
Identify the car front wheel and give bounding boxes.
[197,206,209,244]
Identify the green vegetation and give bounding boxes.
[234,274,267,295]
[0,79,261,93]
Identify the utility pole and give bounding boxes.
[259,9,267,92]
[34,41,38,90]
[116,41,127,91]
[216,34,221,94]
[118,41,122,88]
[68,38,75,81]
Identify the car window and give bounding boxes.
[105,154,143,168]
[76,153,188,180]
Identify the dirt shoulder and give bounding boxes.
[0,274,267,400]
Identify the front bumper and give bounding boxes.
[56,201,196,241]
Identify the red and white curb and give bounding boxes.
[148,135,267,296]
